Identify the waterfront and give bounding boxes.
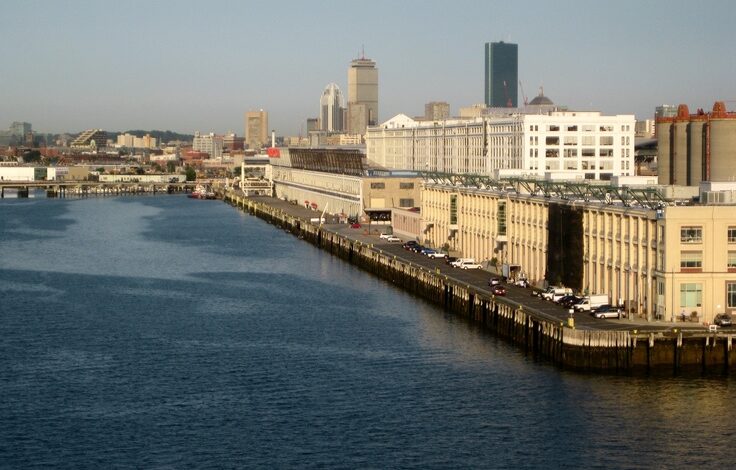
[2,195,736,468]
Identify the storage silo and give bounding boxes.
[671,104,690,185]
[688,115,707,186]
[708,101,736,182]
[656,118,673,184]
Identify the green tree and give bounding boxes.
[166,161,176,173]
[185,166,196,181]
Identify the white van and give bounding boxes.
[450,258,474,268]
[541,286,573,301]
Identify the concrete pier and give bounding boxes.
[221,188,736,375]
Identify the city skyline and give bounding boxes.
[1,0,735,136]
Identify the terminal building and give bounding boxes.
[419,176,736,324]
[268,147,419,223]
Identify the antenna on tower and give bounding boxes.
[361,44,365,59]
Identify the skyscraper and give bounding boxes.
[424,101,450,121]
[484,41,518,108]
[245,110,268,150]
[320,83,345,132]
[347,55,378,135]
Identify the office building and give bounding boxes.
[245,110,268,150]
[347,56,378,135]
[484,41,518,108]
[367,110,635,179]
[320,83,345,132]
[306,118,320,133]
[10,122,32,137]
[425,102,450,121]
[193,132,223,159]
[71,129,107,150]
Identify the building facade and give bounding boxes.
[245,110,269,150]
[193,132,224,159]
[367,111,635,179]
[484,41,518,108]
[71,129,108,150]
[424,101,450,121]
[320,83,345,132]
[421,180,736,323]
[347,57,378,135]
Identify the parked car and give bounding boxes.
[386,236,401,242]
[426,251,447,259]
[489,277,502,286]
[491,284,507,296]
[379,232,393,240]
[420,248,436,256]
[714,314,733,327]
[450,258,474,268]
[445,256,458,265]
[403,241,418,250]
[514,278,529,288]
[410,244,425,253]
[459,260,482,270]
[350,223,361,229]
[592,305,623,319]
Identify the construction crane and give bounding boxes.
[519,80,528,106]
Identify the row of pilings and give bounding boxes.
[223,190,736,375]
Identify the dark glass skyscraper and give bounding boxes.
[484,41,518,108]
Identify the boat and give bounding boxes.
[188,184,216,199]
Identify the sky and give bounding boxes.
[1,0,735,136]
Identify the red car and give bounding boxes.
[350,223,361,229]
[491,285,507,296]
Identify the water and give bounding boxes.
[1,195,735,468]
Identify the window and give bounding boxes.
[547,125,560,132]
[680,251,702,269]
[728,282,736,309]
[582,136,595,146]
[563,148,578,158]
[449,194,457,225]
[600,125,614,132]
[600,136,614,145]
[563,136,577,146]
[566,125,578,132]
[546,149,559,158]
[680,226,702,243]
[582,148,595,157]
[680,283,702,308]
[497,201,506,236]
[729,251,736,269]
[399,198,414,207]
[583,125,594,132]
[370,182,385,189]
[399,182,414,189]
[729,227,736,243]
[599,149,614,157]
[546,136,560,145]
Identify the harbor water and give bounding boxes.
[1,195,735,468]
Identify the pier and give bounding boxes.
[0,180,199,198]
[221,188,736,374]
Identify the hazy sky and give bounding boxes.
[2,0,735,136]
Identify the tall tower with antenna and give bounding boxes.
[347,49,378,135]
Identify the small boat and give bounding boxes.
[188,184,215,199]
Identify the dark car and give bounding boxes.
[350,223,361,229]
[558,295,582,308]
[403,241,418,250]
[714,314,733,327]
[491,285,507,296]
[445,256,458,265]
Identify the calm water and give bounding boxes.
[1,194,735,468]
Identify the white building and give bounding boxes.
[116,133,158,149]
[366,111,635,180]
[192,132,223,159]
[320,83,345,132]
